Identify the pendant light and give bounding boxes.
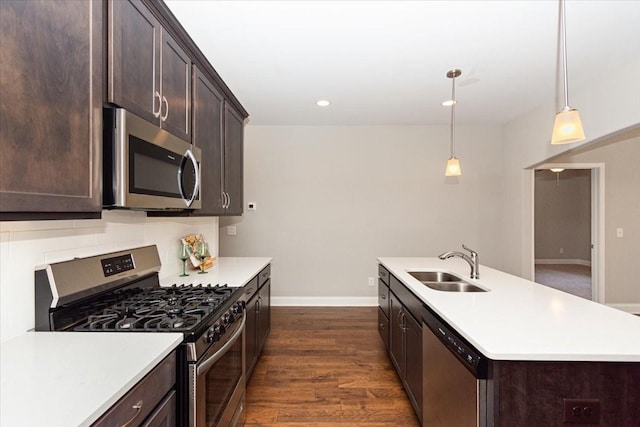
[551,0,585,145]
[445,69,462,176]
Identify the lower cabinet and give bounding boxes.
[245,265,271,380]
[93,352,176,427]
[385,268,423,423]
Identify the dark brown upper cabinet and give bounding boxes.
[222,102,244,215]
[169,66,243,217]
[108,0,191,142]
[0,0,102,219]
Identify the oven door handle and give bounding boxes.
[197,311,246,376]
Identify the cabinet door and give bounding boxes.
[223,102,244,215]
[109,0,160,124]
[0,0,102,217]
[389,292,405,376]
[191,66,224,215]
[160,30,191,141]
[257,280,271,351]
[141,391,176,427]
[404,312,423,422]
[245,294,258,379]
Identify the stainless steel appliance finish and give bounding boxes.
[422,307,487,427]
[34,245,246,427]
[103,108,201,210]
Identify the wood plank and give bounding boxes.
[245,307,420,426]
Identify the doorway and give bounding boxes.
[530,163,604,302]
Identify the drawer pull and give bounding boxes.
[121,401,143,427]
[380,294,386,300]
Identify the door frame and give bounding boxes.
[525,163,605,302]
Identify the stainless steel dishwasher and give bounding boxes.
[422,306,488,426]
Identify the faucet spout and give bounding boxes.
[438,244,479,279]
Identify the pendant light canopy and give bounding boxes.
[445,69,462,176]
[551,0,585,145]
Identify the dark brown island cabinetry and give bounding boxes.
[0,0,103,220]
[377,265,391,351]
[244,265,272,379]
[383,268,423,423]
[189,66,244,216]
[92,352,176,427]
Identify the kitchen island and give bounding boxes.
[378,257,640,426]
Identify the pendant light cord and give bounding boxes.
[560,0,570,110]
[450,73,456,158]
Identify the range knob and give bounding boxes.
[231,301,244,315]
[206,324,222,343]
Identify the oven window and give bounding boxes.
[129,135,182,198]
[204,335,243,426]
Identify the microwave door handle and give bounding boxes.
[179,149,200,207]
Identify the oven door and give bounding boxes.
[190,312,246,427]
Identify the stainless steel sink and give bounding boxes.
[408,271,463,282]
[407,270,489,292]
[421,281,487,292]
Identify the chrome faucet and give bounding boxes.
[438,244,479,279]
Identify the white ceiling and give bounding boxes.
[165,0,640,126]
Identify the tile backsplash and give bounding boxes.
[0,210,219,343]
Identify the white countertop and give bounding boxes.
[378,257,640,362]
[161,256,272,288]
[0,332,182,427]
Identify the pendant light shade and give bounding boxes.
[551,107,585,144]
[446,157,461,176]
[445,69,462,177]
[551,0,585,145]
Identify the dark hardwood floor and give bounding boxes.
[245,307,420,426]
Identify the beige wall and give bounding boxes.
[535,169,591,262]
[219,125,504,303]
[553,136,640,304]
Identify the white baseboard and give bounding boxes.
[606,303,640,315]
[271,296,378,307]
[535,259,592,267]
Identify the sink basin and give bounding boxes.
[408,271,463,282]
[422,281,487,292]
[407,270,489,292]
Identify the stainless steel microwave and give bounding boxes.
[103,108,201,210]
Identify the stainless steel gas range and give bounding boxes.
[35,245,246,427]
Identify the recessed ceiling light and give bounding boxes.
[441,100,456,107]
[316,99,331,107]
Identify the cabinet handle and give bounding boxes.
[153,91,161,118]
[120,400,143,427]
[226,192,231,209]
[380,294,386,300]
[161,96,169,121]
[379,323,385,330]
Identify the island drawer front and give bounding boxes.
[93,352,176,427]
[378,279,390,318]
[378,306,389,351]
[243,276,260,301]
[259,264,271,286]
[390,274,422,323]
[378,264,390,285]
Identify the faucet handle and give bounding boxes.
[462,244,477,256]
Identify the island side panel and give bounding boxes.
[491,361,640,426]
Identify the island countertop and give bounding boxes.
[378,257,640,362]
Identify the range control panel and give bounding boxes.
[101,253,135,277]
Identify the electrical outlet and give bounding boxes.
[368,277,375,287]
[616,227,624,238]
[226,226,237,236]
[563,399,600,424]
[559,247,564,254]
